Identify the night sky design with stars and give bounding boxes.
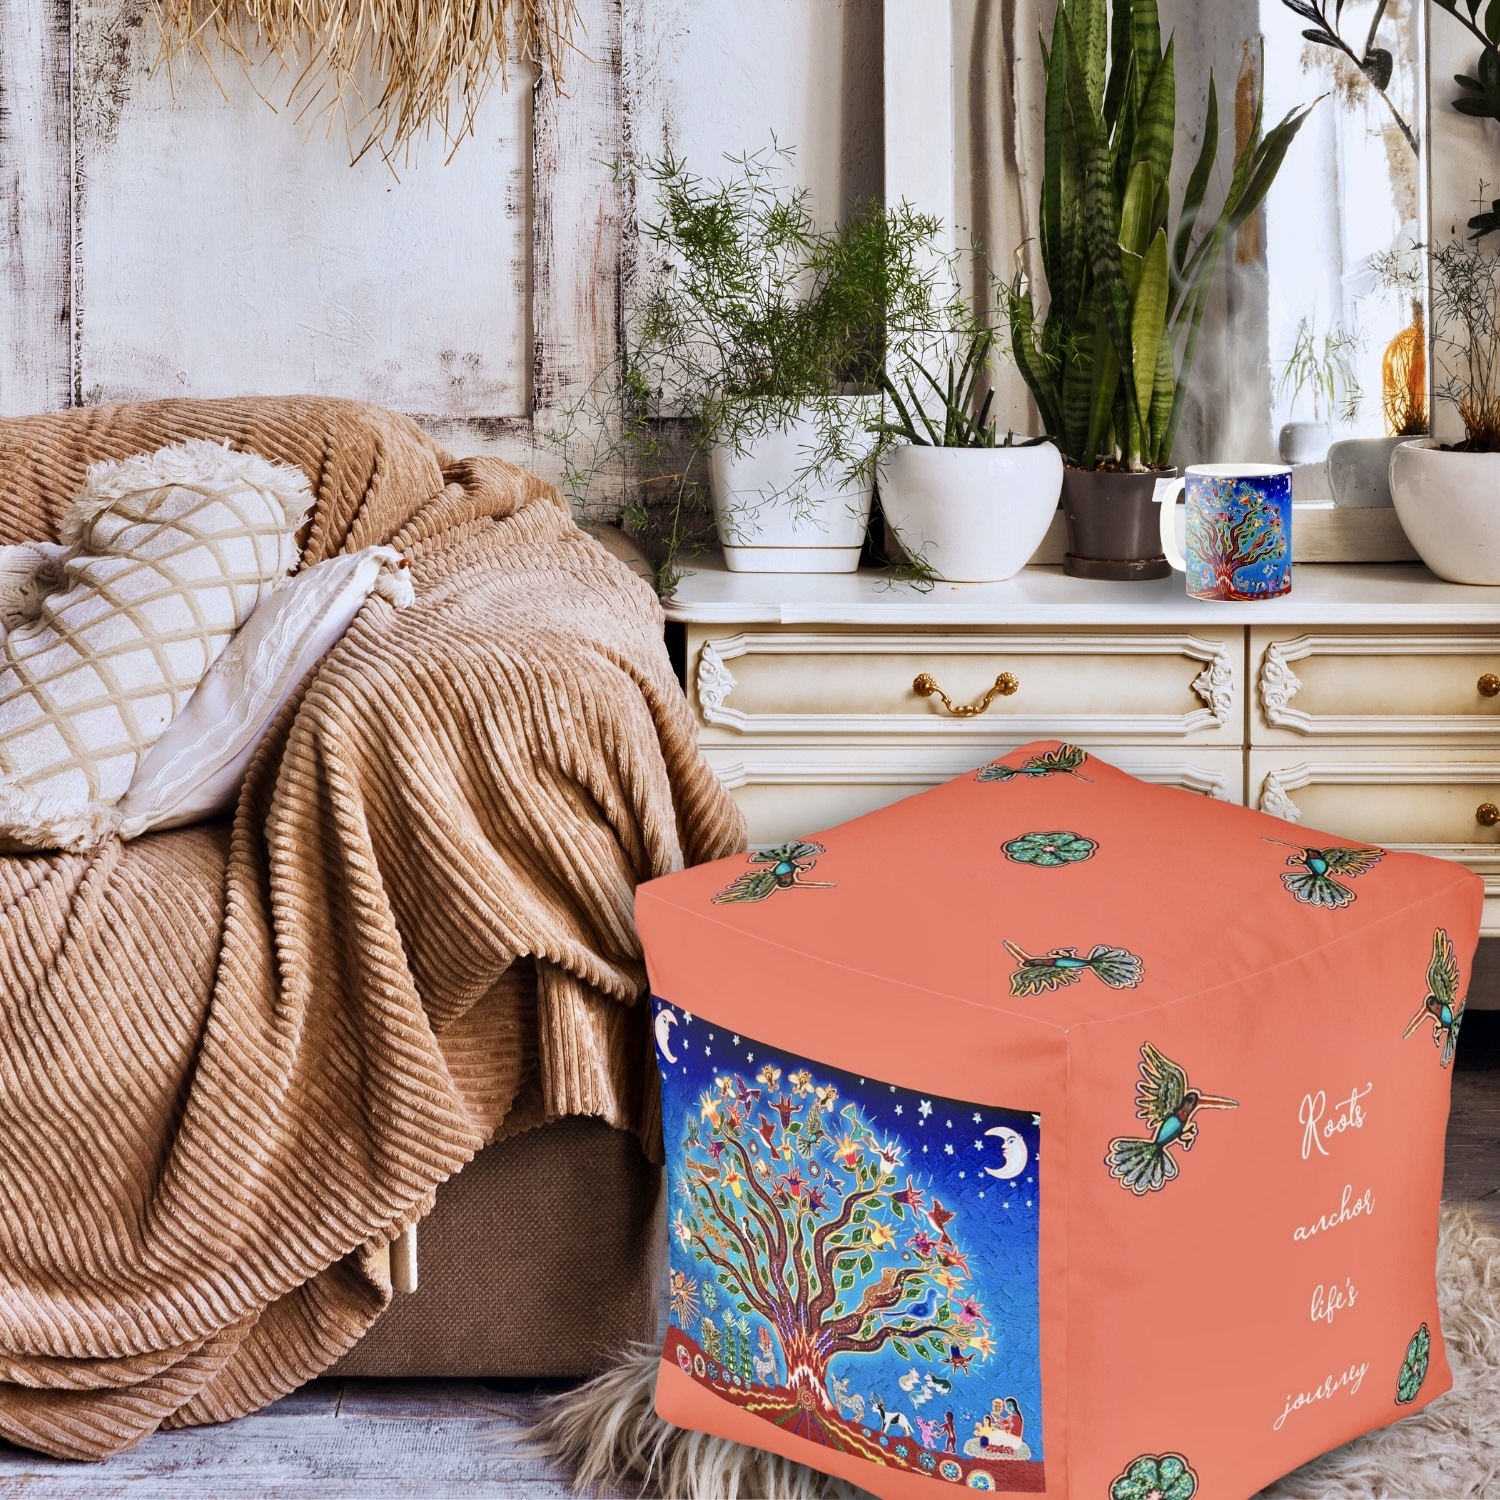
[654,999,1043,1456]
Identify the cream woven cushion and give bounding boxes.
[0,440,312,852]
[116,546,414,839]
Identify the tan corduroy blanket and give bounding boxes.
[0,397,745,1460]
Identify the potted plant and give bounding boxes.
[1275,317,1363,465]
[874,328,1063,583]
[1004,0,1312,579]
[613,146,959,575]
[1326,243,1428,507]
[1390,235,1500,582]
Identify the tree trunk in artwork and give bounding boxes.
[1189,492,1287,598]
[670,1066,988,1422]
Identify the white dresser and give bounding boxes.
[666,561,1500,949]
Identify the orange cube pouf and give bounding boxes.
[636,741,1480,1499]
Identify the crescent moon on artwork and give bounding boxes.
[654,1009,679,1064]
[983,1126,1028,1180]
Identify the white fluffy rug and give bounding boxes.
[526,1205,1500,1499]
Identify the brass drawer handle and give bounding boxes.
[913,671,1018,717]
[1481,674,1500,697]
[1479,803,1500,827]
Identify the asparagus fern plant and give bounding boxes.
[1005,0,1315,471]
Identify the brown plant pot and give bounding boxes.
[1060,467,1177,581]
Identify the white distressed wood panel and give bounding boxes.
[74,0,533,415]
[532,0,621,424]
[0,0,71,414]
[884,0,954,254]
[625,0,871,229]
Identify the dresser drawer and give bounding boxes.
[707,743,1246,846]
[1249,749,1500,934]
[690,627,1243,745]
[1252,628,1500,742]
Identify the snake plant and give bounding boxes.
[872,327,1049,448]
[1005,0,1316,471]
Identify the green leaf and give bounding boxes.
[737,1301,752,1313]
[1102,0,1135,128]
[1145,333,1176,465]
[852,1208,867,1224]
[838,1272,856,1290]
[1042,13,1088,321]
[1118,160,1159,271]
[1132,0,1162,75]
[1174,76,1218,276]
[1066,18,1138,432]
[1231,104,1319,236]
[1058,300,1099,464]
[1129,37,1176,193]
[1070,0,1110,110]
[1361,47,1394,91]
[859,1253,874,1275]
[1131,229,1170,427]
[1084,305,1122,464]
[892,1338,910,1358]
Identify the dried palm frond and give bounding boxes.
[153,0,579,164]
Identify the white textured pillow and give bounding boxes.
[117,546,414,839]
[0,440,312,852]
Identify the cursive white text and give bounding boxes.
[1293,1184,1375,1242]
[1274,1362,1369,1431]
[1299,1083,1373,1161]
[1309,1278,1358,1327]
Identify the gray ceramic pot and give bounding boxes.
[1325,435,1413,508]
[1060,467,1177,581]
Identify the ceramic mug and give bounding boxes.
[1156,462,1294,601]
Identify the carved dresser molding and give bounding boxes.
[667,561,1500,949]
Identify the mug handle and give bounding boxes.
[1154,477,1186,571]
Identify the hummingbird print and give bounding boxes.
[712,842,835,904]
[1263,837,1384,910]
[1004,939,1144,996]
[1106,1043,1239,1195]
[1403,928,1465,1068]
[976,742,1093,783]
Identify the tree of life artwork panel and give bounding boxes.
[654,999,1045,1490]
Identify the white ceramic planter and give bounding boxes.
[1279,420,1331,466]
[1326,435,1407,508]
[709,400,876,573]
[1390,440,1500,584]
[877,442,1064,583]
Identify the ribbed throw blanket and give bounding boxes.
[0,398,745,1459]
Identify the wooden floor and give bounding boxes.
[2,1016,1496,1500]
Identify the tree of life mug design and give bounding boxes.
[1156,463,1293,601]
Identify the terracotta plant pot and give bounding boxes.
[1060,468,1177,581]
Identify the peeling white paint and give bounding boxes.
[0,0,70,415]
[78,7,533,414]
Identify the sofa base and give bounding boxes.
[331,1116,664,1379]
